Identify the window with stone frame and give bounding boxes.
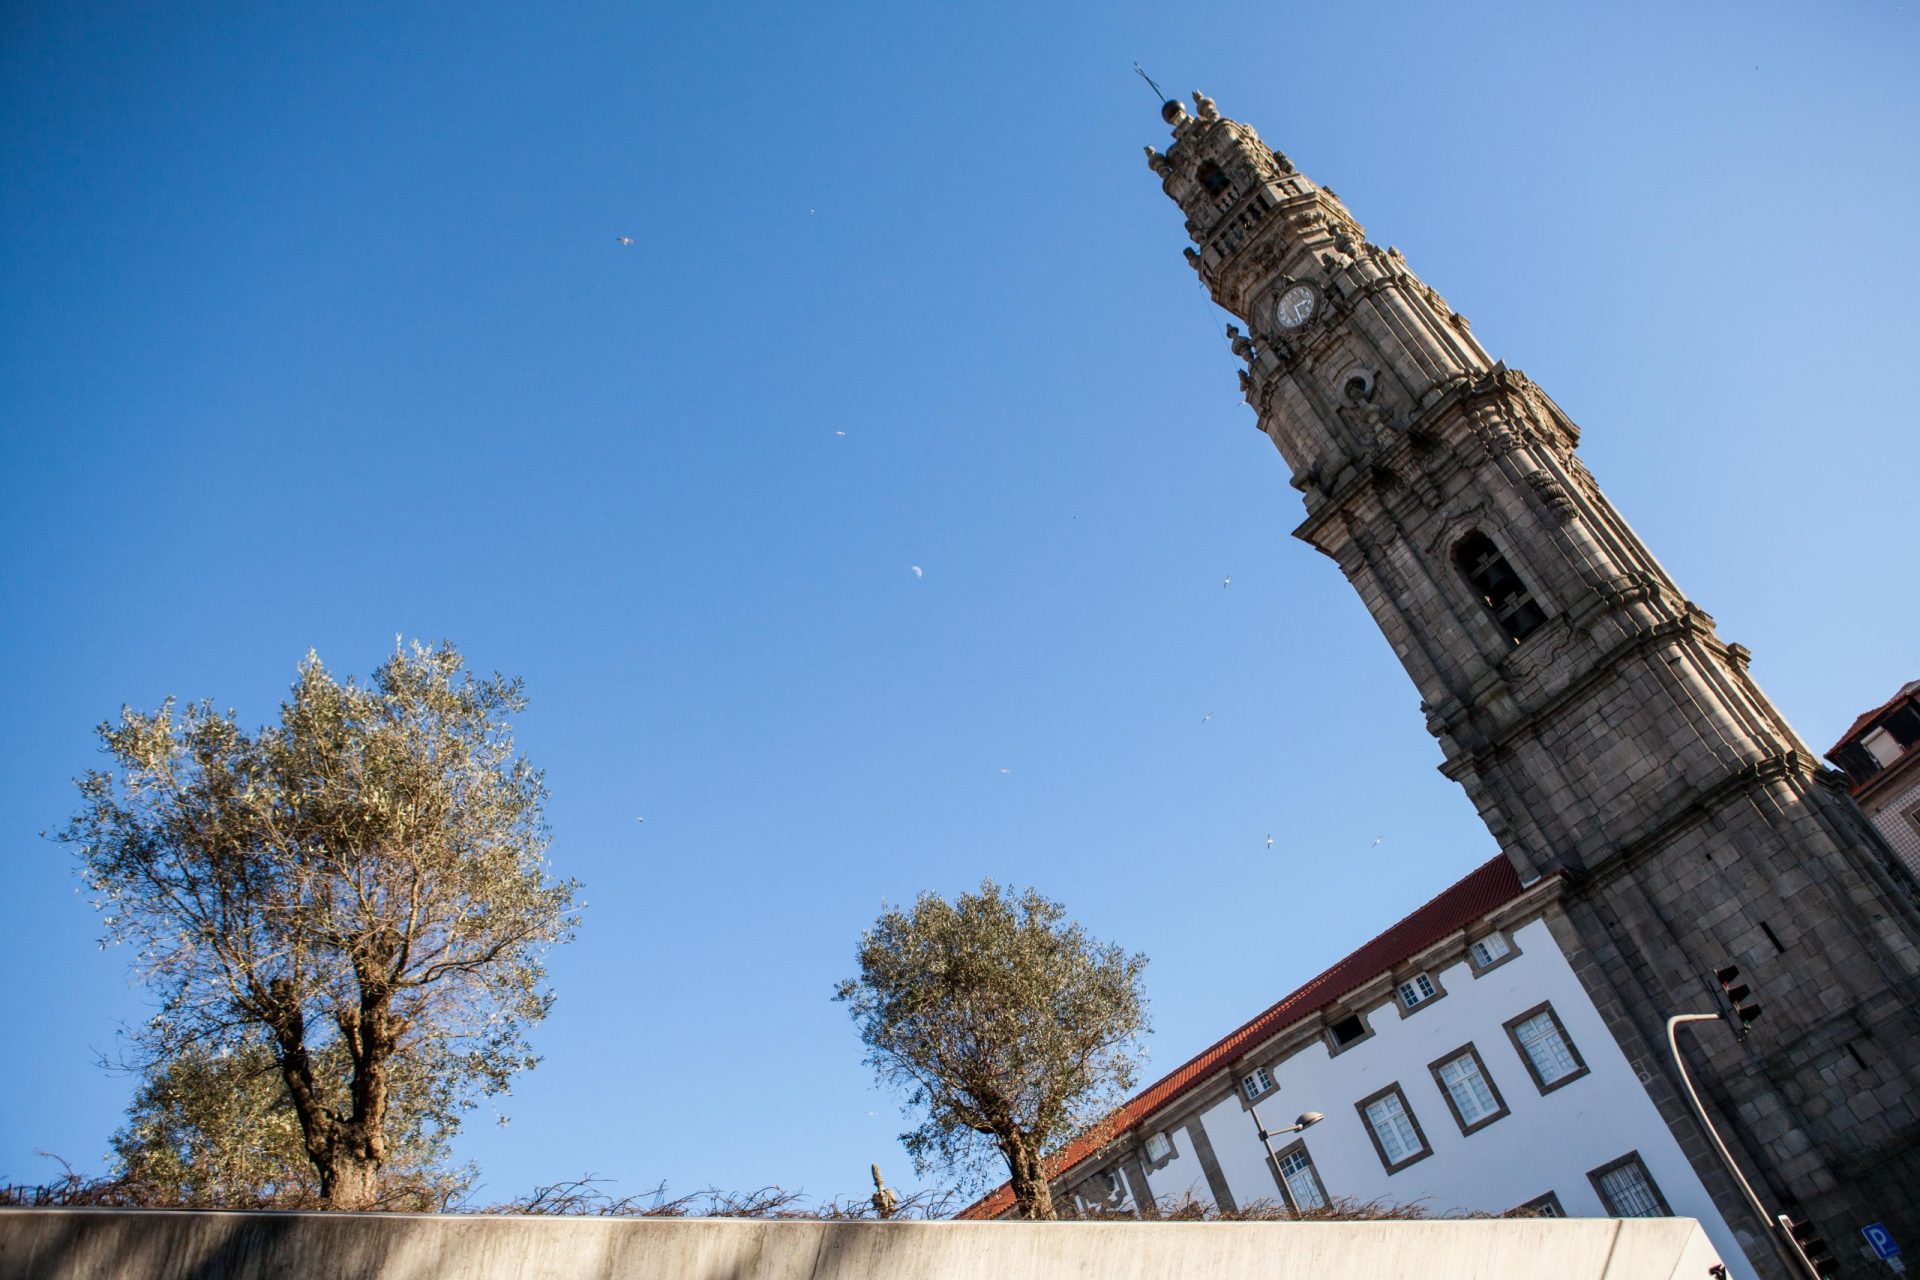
[1428,1043,1509,1135]
[1269,1139,1328,1212]
[1514,1191,1565,1217]
[1469,930,1512,970]
[1355,1082,1431,1173]
[1588,1152,1670,1218]
[1503,1001,1590,1094]
[1455,532,1547,643]
[1397,972,1439,1010]
[1326,1011,1372,1054]
[1242,1066,1275,1101]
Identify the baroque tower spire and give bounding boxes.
[1150,92,1920,1274]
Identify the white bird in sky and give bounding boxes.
[911,565,924,578]
[999,768,1012,775]
[1371,836,1384,847]
[834,430,846,437]
[1201,712,1214,724]
[1223,575,1231,588]
[615,236,634,246]
[1266,834,1274,850]
[634,816,645,824]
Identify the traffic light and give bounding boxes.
[1779,1214,1839,1279]
[1714,964,1762,1035]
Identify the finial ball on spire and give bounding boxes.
[1161,99,1187,124]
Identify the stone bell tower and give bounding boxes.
[1147,91,1920,1272]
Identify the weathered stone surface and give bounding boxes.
[1153,97,1920,1279]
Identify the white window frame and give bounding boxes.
[1428,1042,1509,1135]
[1270,1139,1328,1212]
[1242,1066,1275,1101]
[1397,973,1438,1009]
[1356,1082,1431,1173]
[1470,932,1511,968]
[1504,1002,1590,1095]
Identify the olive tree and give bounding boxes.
[111,1039,469,1208]
[62,643,577,1208]
[835,882,1148,1220]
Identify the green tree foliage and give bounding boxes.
[836,882,1149,1220]
[62,642,578,1208]
[112,1040,470,1208]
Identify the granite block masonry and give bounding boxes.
[1147,90,1920,1279]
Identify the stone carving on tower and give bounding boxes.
[1149,91,1920,1275]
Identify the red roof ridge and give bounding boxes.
[958,853,1537,1219]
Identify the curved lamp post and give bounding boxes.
[1251,1106,1324,1161]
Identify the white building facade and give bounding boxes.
[965,857,1760,1276]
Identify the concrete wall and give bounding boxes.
[0,1209,1726,1280]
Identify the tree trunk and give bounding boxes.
[1003,1134,1057,1221]
[264,977,394,1209]
[316,1150,381,1210]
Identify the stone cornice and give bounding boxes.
[1560,748,1825,894]
[1435,608,1723,777]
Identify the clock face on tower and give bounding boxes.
[1274,284,1317,330]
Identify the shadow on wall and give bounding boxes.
[10,1211,309,1280]
[0,1207,1725,1280]
[2,1211,936,1280]
[4,1211,893,1280]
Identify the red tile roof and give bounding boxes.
[958,853,1532,1219]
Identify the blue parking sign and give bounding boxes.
[1864,1223,1900,1259]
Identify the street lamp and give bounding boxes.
[1251,1105,1323,1162]
[1248,1105,1325,1214]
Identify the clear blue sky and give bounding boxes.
[3,1,1915,1208]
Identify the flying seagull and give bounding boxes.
[911,566,923,578]
[615,236,634,246]
[999,768,1012,775]
[1266,834,1274,850]
[1201,712,1214,723]
[1371,836,1384,847]
[835,430,846,437]
[1223,576,1231,588]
